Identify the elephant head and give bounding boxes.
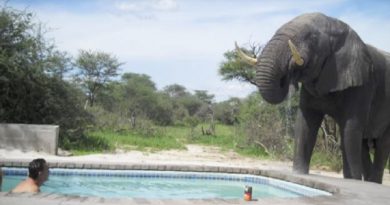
[237,12,372,104]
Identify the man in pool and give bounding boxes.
[12,158,49,193]
[0,167,3,191]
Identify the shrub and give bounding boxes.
[235,92,297,159]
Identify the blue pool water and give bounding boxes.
[1,168,331,199]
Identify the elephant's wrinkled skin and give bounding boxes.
[238,13,390,183]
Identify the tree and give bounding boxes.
[163,84,189,98]
[219,42,302,157]
[45,50,73,79]
[162,84,192,124]
[0,6,68,121]
[194,90,214,104]
[178,95,203,116]
[151,92,174,125]
[214,97,241,125]
[219,42,262,86]
[75,50,122,107]
[119,73,173,126]
[238,93,286,156]
[93,81,122,112]
[0,6,92,148]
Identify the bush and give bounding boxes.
[82,129,184,152]
[235,92,297,159]
[214,98,240,125]
[0,6,93,149]
[184,116,200,140]
[86,106,131,131]
[311,150,343,172]
[61,132,112,152]
[311,116,343,172]
[134,119,166,138]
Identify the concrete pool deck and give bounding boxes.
[1,159,390,205]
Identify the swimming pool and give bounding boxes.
[1,167,331,199]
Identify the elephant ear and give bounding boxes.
[315,26,373,94]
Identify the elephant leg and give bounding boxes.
[340,139,352,178]
[342,121,365,180]
[338,125,354,178]
[339,86,374,180]
[369,134,390,183]
[293,107,324,174]
[361,138,373,180]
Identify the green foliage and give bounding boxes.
[122,73,156,89]
[0,6,91,148]
[151,92,174,125]
[78,129,185,153]
[65,124,189,154]
[194,104,212,122]
[311,150,343,172]
[163,84,188,98]
[86,106,129,130]
[46,50,73,79]
[188,124,269,158]
[133,119,166,138]
[311,116,343,172]
[236,145,269,158]
[61,132,112,153]
[48,81,94,148]
[120,73,158,118]
[218,45,260,86]
[194,90,214,104]
[178,95,203,116]
[235,92,298,159]
[94,81,122,112]
[184,116,200,140]
[119,73,174,125]
[90,73,175,126]
[214,97,241,125]
[124,74,171,125]
[75,50,121,107]
[189,124,234,147]
[172,106,189,126]
[163,84,204,122]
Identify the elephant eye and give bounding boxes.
[311,34,319,42]
[304,32,318,42]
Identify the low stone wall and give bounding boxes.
[0,124,59,155]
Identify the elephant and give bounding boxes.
[236,12,390,183]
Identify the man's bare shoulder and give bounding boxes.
[11,179,39,193]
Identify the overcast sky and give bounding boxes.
[7,0,390,101]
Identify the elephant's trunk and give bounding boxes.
[255,39,290,104]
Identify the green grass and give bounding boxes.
[68,124,273,159]
[235,145,270,158]
[189,124,237,149]
[310,151,343,172]
[69,128,186,155]
[71,150,107,156]
[64,124,290,164]
[66,124,347,174]
[188,124,270,158]
[163,125,189,143]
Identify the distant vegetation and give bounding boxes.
[0,5,345,172]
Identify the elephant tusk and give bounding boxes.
[288,39,304,66]
[234,41,258,65]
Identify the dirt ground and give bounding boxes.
[1,144,389,185]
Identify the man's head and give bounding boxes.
[28,158,49,184]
